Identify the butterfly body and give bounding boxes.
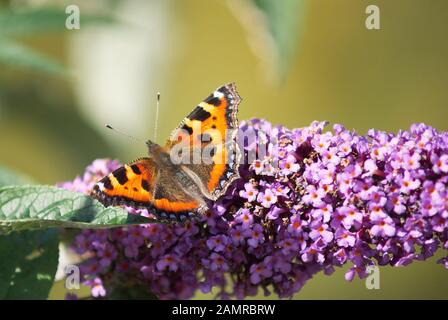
[92,83,242,222]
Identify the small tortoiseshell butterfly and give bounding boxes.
[91,83,242,222]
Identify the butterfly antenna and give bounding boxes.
[153,92,160,142]
[105,124,142,142]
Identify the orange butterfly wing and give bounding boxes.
[165,83,241,200]
[92,158,155,206]
[91,157,203,221]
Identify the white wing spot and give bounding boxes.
[214,91,224,99]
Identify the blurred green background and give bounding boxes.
[1,0,447,299]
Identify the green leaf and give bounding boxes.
[0,7,115,75]
[0,185,157,234]
[0,7,114,36]
[0,166,34,188]
[253,0,306,78]
[0,229,59,299]
[231,0,307,81]
[0,38,67,75]
[0,170,58,299]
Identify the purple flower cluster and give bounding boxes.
[61,120,448,299]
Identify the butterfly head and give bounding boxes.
[146,140,170,164]
[146,140,161,153]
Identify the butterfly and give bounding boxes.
[91,83,242,222]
